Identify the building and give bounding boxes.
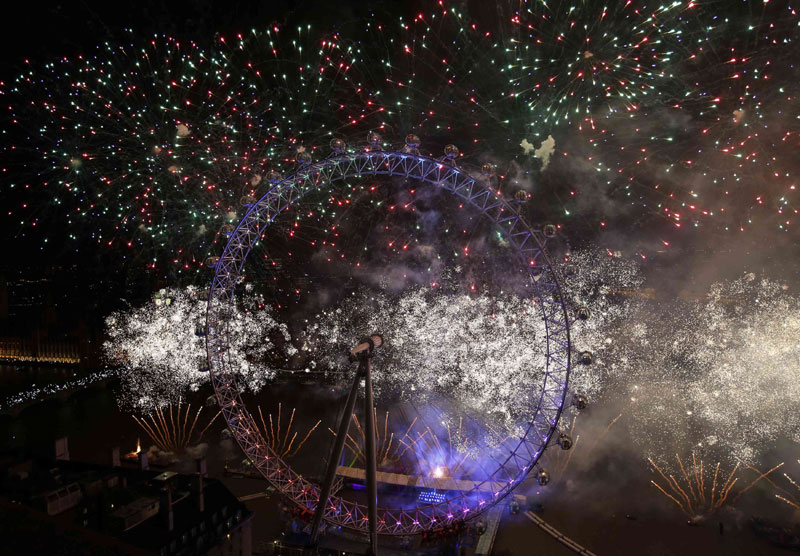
[0,265,109,368]
[0,451,253,555]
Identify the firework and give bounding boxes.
[347,2,800,234]
[104,285,295,409]
[746,458,800,512]
[329,410,476,479]
[649,453,782,519]
[215,24,381,158]
[101,245,800,468]
[567,3,800,234]
[567,249,800,464]
[301,246,800,467]
[133,399,221,454]
[328,410,415,470]
[306,285,546,428]
[499,1,696,129]
[1,1,799,260]
[406,417,474,479]
[0,26,377,274]
[254,403,321,459]
[1,34,258,272]
[350,7,511,154]
[775,462,800,511]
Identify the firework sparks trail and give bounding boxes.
[328,410,415,469]
[256,403,320,459]
[133,400,221,454]
[329,410,474,477]
[776,495,800,511]
[744,459,800,511]
[778,460,800,509]
[498,1,695,128]
[567,5,800,235]
[732,462,785,503]
[410,418,473,478]
[649,453,783,518]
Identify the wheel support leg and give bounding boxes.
[308,359,364,547]
[363,356,379,555]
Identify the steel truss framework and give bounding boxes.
[205,150,573,536]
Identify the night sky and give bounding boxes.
[1,2,800,553]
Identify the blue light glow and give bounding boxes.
[418,489,447,504]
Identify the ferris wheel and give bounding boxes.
[205,134,578,549]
